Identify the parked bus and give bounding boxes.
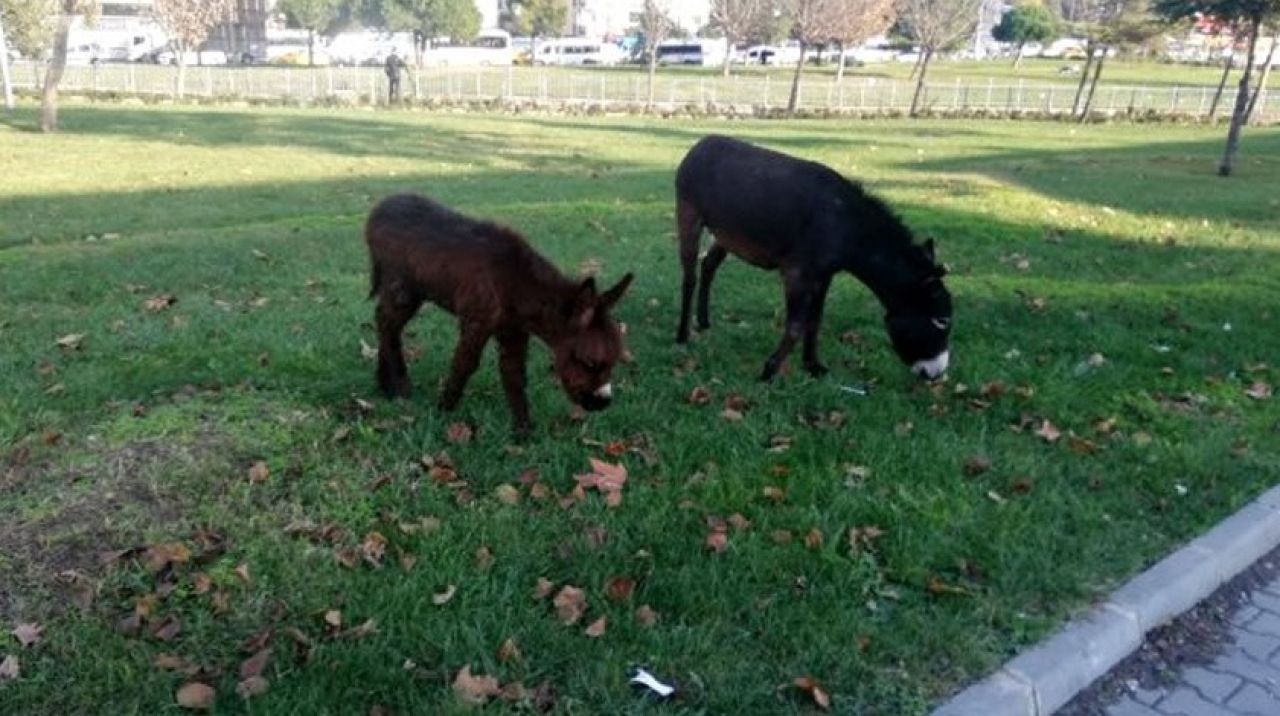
[423,29,514,66]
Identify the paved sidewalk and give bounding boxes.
[1096,573,1280,716]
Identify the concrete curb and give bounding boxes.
[932,484,1280,716]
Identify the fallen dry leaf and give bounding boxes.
[771,529,793,544]
[0,655,19,681]
[453,664,502,706]
[1245,382,1272,400]
[1035,420,1062,443]
[191,572,212,595]
[336,619,377,640]
[361,532,388,567]
[239,648,271,680]
[720,408,744,422]
[236,676,269,699]
[634,604,658,627]
[474,545,493,568]
[686,385,712,405]
[705,530,728,553]
[1067,435,1099,455]
[233,563,251,585]
[762,485,786,502]
[927,576,969,596]
[604,440,628,457]
[604,576,635,602]
[445,422,473,444]
[247,461,269,484]
[575,458,628,508]
[496,637,521,663]
[962,456,992,477]
[1009,477,1035,495]
[176,682,216,710]
[792,676,831,710]
[532,577,555,601]
[584,616,607,638]
[11,623,42,648]
[804,528,824,550]
[145,542,192,572]
[553,586,586,625]
[151,614,182,642]
[494,484,521,505]
[55,333,85,351]
[143,294,178,312]
[323,610,342,629]
[432,585,457,606]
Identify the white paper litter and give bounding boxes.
[630,668,675,697]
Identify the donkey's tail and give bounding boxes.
[368,261,382,300]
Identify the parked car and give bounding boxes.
[149,45,229,66]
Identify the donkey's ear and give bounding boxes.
[569,277,598,327]
[599,273,634,308]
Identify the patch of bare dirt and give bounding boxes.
[0,434,228,622]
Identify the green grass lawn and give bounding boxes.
[1,103,1278,714]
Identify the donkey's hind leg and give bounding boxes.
[696,243,728,331]
[675,199,705,344]
[374,284,422,399]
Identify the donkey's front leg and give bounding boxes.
[439,326,490,411]
[496,330,532,437]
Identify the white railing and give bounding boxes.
[10,61,1277,120]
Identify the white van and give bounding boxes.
[423,29,514,66]
[532,38,625,66]
[656,38,728,66]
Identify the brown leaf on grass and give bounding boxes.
[847,525,885,553]
[233,563,251,585]
[792,676,831,710]
[771,530,793,544]
[493,484,521,505]
[236,676,269,699]
[323,610,342,629]
[1008,477,1035,495]
[474,546,493,568]
[336,619,377,640]
[604,576,635,602]
[238,628,272,654]
[962,456,992,477]
[762,485,786,502]
[453,665,502,706]
[209,590,230,614]
[143,294,178,312]
[686,385,712,405]
[432,585,457,606]
[56,333,85,351]
[553,586,587,625]
[247,461,269,484]
[11,623,42,647]
[728,513,751,531]
[239,648,272,680]
[176,682,215,710]
[445,422,474,444]
[335,548,358,569]
[1035,420,1062,443]
[0,655,18,681]
[720,408,744,422]
[40,430,62,446]
[634,604,659,627]
[191,572,212,595]
[361,532,388,567]
[367,474,391,492]
[604,440,628,457]
[153,653,198,675]
[705,531,728,553]
[496,637,521,663]
[1067,435,1099,455]
[575,458,628,507]
[1093,417,1117,435]
[804,528,824,550]
[1245,382,1272,400]
[399,551,417,572]
[498,682,528,703]
[979,381,1005,399]
[145,543,192,572]
[529,482,552,501]
[584,616,607,638]
[926,576,969,596]
[151,615,182,642]
[533,577,555,601]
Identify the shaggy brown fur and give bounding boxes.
[365,193,633,435]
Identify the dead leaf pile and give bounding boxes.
[574,458,628,508]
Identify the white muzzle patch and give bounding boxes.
[594,383,613,399]
[912,350,950,379]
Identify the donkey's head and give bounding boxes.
[552,273,634,411]
[884,239,952,380]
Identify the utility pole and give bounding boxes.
[0,12,14,112]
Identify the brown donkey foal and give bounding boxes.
[365,193,634,436]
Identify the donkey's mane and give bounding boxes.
[834,175,917,249]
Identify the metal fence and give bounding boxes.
[11,60,1277,120]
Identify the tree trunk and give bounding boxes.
[1013,41,1024,69]
[1219,18,1262,177]
[787,42,808,115]
[1071,43,1096,115]
[647,49,658,108]
[722,37,732,78]
[1078,46,1106,122]
[910,48,933,117]
[908,48,925,80]
[1209,51,1234,119]
[41,12,74,132]
[308,30,315,67]
[836,41,846,83]
[176,51,187,99]
[0,13,14,112]
[1245,34,1277,123]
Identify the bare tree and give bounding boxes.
[1245,29,1277,122]
[901,0,981,115]
[710,0,772,76]
[1075,0,1160,120]
[829,0,898,82]
[784,0,839,114]
[151,0,234,99]
[36,0,99,132]
[638,0,675,107]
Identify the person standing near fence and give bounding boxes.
[385,49,406,104]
